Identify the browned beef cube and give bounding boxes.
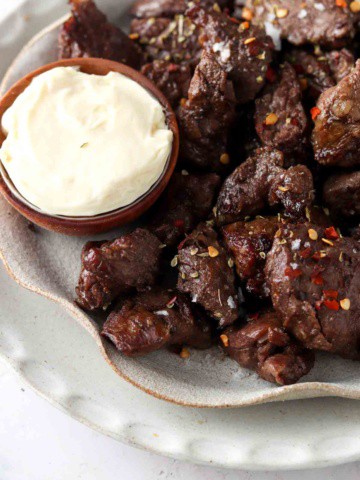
[177,51,236,172]
[59,0,143,69]
[254,63,308,156]
[187,4,274,103]
[177,224,239,327]
[312,60,360,168]
[221,311,315,385]
[148,171,221,246]
[102,288,213,356]
[222,217,279,298]
[141,60,191,108]
[76,228,162,311]
[265,223,360,359]
[216,147,314,225]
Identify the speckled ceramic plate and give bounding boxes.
[2,0,360,411]
[2,0,360,471]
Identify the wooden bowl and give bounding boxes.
[0,58,179,236]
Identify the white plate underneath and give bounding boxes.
[2,0,360,471]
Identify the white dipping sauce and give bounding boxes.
[0,67,173,216]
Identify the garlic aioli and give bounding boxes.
[0,67,173,216]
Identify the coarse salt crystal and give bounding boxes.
[264,21,282,50]
[227,296,237,309]
[298,8,307,18]
[291,239,301,251]
[314,2,325,10]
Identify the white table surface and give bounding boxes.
[1,1,360,479]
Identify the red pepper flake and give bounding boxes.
[167,63,179,72]
[324,226,339,240]
[291,118,299,126]
[310,107,321,121]
[248,312,259,321]
[284,266,302,278]
[174,219,185,229]
[311,272,324,285]
[166,296,177,309]
[299,247,312,258]
[323,289,339,299]
[336,0,347,7]
[265,66,277,83]
[177,238,187,250]
[323,299,340,311]
[229,16,240,24]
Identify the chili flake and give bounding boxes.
[265,113,279,125]
[220,334,229,347]
[324,226,339,240]
[276,7,289,17]
[180,97,187,107]
[170,256,178,267]
[129,33,139,40]
[350,0,360,12]
[299,247,312,258]
[208,246,219,257]
[242,7,253,20]
[180,347,190,359]
[174,219,185,229]
[323,299,340,311]
[323,289,339,299]
[308,228,318,240]
[322,238,334,246]
[228,258,234,268]
[244,37,256,45]
[310,107,321,120]
[266,66,277,83]
[190,271,199,278]
[239,21,250,30]
[220,153,230,164]
[285,266,302,278]
[278,185,289,192]
[336,0,347,7]
[166,296,177,308]
[311,272,324,285]
[213,2,221,12]
[340,298,351,310]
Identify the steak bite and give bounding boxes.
[312,61,360,168]
[215,147,314,226]
[287,48,354,102]
[177,224,239,327]
[245,0,357,49]
[130,14,201,67]
[141,60,191,108]
[187,5,274,104]
[323,171,360,218]
[265,223,360,359]
[148,171,221,246]
[222,217,279,298]
[102,288,213,356]
[76,228,162,311]
[59,0,143,69]
[254,62,308,156]
[177,51,236,171]
[327,48,355,84]
[221,311,315,385]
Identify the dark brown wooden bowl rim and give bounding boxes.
[0,58,179,234]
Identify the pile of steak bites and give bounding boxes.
[62,0,360,386]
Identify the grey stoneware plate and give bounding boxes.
[2,0,360,472]
[2,0,360,409]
